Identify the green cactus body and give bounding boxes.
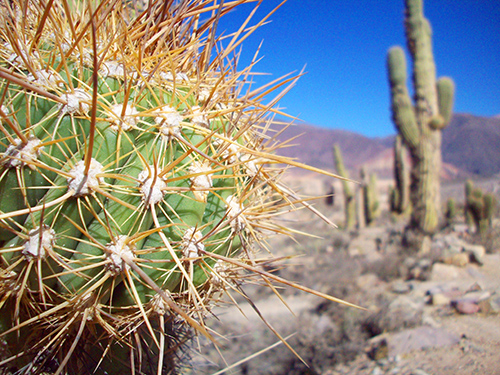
[465,179,475,228]
[391,134,411,214]
[0,1,351,373]
[333,144,355,230]
[445,198,456,225]
[465,180,498,237]
[361,168,379,226]
[387,0,455,235]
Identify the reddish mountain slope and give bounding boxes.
[273,113,500,179]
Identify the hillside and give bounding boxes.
[274,113,500,179]
[272,123,387,172]
[442,114,500,176]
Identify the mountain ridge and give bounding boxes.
[273,113,500,179]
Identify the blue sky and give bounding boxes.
[216,1,500,138]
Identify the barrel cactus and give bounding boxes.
[0,0,348,373]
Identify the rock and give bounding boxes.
[436,235,486,267]
[452,223,469,234]
[490,295,500,313]
[399,257,417,280]
[450,252,469,267]
[356,273,382,291]
[367,338,389,360]
[430,293,450,306]
[425,284,460,306]
[371,366,384,375]
[348,236,378,257]
[460,339,486,354]
[430,263,463,281]
[417,258,432,269]
[419,235,432,255]
[453,300,480,314]
[376,357,389,367]
[421,313,441,328]
[409,266,424,280]
[478,299,493,314]
[463,243,486,265]
[440,234,465,253]
[478,295,500,314]
[408,258,433,281]
[425,285,462,300]
[434,234,466,258]
[392,280,412,294]
[458,290,491,304]
[411,370,431,375]
[369,326,461,357]
[465,266,485,280]
[403,257,417,269]
[374,296,424,332]
[425,285,445,296]
[314,314,339,334]
[466,282,483,292]
[447,289,492,314]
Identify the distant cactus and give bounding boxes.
[387,0,455,235]
[465,179,475,228]
[483,194,497,227]
[333,144,356,230]
[356,183,366,229]
[445,198,456,225]
[465,180,498,237]
[361,167,379,226]
[389,186,397,213]
[390,135,411,214]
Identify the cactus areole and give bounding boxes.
[0,0,351,373]
[387,0,455,235]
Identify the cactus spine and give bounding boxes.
[333,144,356,230]
[0,1,352,373]
[387,0,455,235]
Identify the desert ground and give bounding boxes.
[188,172,500,375]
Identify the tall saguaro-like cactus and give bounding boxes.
[387,0,455,234]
